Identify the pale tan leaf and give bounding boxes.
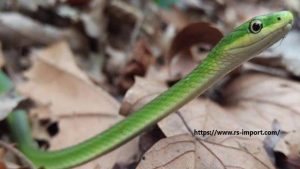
[120,77,167,116]
[16,42,140,168]
[161,73,300,139]
[158,98,240,140]
[275,131,300,167]
[137,134,274,169]
[18,42,119,116]
[122,73,300,142]
[223,73,300,132]
[121,77,240,141]
[50,116,139,169]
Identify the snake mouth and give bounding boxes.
[284,22,293,32]
[283,12,294,32]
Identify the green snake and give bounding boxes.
[2,11,293,169]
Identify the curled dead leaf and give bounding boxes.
[166,22,223,80]
[275,131,300,169]
[137,134,274,169]
[161,73,300,140]
[223,73,300,132]
[16,42,140,168]
[49,116,140,169]
[18,42,119,116]
[117,39,156,93]
[122,73,300,144]
[168,22,223,62]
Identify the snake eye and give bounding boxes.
[249,20,263,33]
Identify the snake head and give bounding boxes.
[214,11,294,61]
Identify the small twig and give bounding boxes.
[0,140,35,169]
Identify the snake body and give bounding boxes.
[4,11,293,169]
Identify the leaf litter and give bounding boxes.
[16,42,139,169]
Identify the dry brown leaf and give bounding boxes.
[145,65,172,83]
[17,41,139,168]
[137,134,274,169]
[168,22,223,61]
[122,73,300,143]
[18,41,119,116]
[161,74,300,141]
[166,22,223,80]
[50,116,139,169]
[161,73,300,139]
[117,39,155,93]
[223,73,300,131]
[275,131,300,168]
[120,76,240,142]
[158,98,240,140]
[120,77,167,116]
[0,162,6,169]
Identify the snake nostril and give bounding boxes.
[277,17,281,21]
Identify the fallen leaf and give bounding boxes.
[161,73,300,140]
[137,134,274,169]
[168,22,223,61]
[121,76,240,142]
[50,116,139,169]
[145,65,172,83]
[117,39,156,94]
[167,22,223,80]
[122,73,300,142]
[223,73,300,132]
[0,162,6,169]
[18,42,119,116]
[158,98,241,140]
[275,131,300,169]
[17,42,139,168]
[120,77,167,116]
